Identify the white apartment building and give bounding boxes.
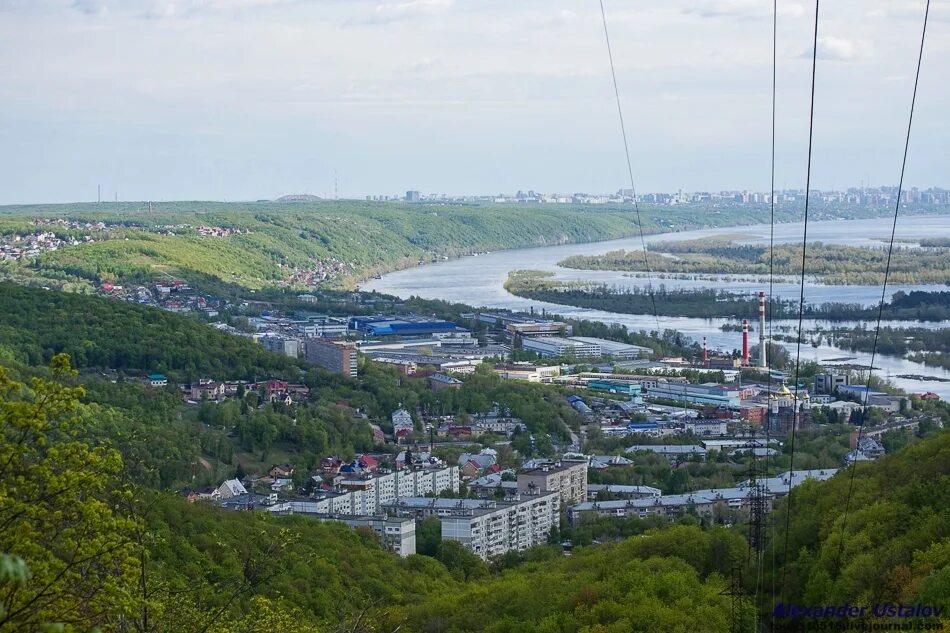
[385,492,560,560]
[517,460,588,505]
[278,466,460,517]
[441,491,560,559]
[270,513,417,557]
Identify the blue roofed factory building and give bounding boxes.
[644,381,741,408]
[587,380,643,403]
[349,316,466,337]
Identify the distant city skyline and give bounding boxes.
[6,183,950,208]
[0,0,946,205]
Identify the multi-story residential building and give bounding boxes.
[259,335,300,358]
[442,491,559,559]
[306,338,358,377]
[278,465,459,517]
[385,491,560,559]
[587,484,662,500]
[263,507,416,556]
[309,515,416,557]
[517,460,588,505]
[815,372,850,394]
[569,469,838,524]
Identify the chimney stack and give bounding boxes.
[702,337,708,367]
[742,319,749,365]
[758,291,767,369]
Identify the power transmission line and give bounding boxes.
[597,0,661,334]
[833,0,931,575]
[781,0,821,602]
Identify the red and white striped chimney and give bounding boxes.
[758,291,767,369]
[742,319,749,365]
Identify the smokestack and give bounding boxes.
[742,319,750,365]
[758,291,767,369]
[702,337,708,367]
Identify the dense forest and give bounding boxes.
[822,324,950,370]
[505,271,950,321]
[559,239,950,285]
[0,282,303,381]
[766,430,950,614]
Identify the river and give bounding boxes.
[365,215,950,398]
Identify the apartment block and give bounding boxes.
[384,492,560,559]
[273,513,416,557]
[278,466,460,517]
[517,460,588,505]
[306,338,358,377]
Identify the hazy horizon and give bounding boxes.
[1,0,946,205]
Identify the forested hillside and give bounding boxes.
[0,282,301,380]
[767,430,950,610]
[0,199,921,291]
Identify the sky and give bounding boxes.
[0,0,946,204]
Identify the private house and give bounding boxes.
[269,464,295,479]
[147,373,168,388]
[181,486,219,503]
[428,373,463,390]
[392,408,414,430]
[216,478,248,500]
[190,379,225,401]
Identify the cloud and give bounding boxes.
[683,0,804,20]
[68,0,304,20]
[346,0,453,26]
[807,36,861,61]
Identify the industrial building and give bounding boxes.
[306,339,358,378]
[348,316,466,337]
[494,364,561,382]
[643,381,741,408]
[366,352,480,374]
[585,379,643,401]
[835,385,906,412]
[522,336,600,358]
[567,337,652,359]
[477,311,572,337]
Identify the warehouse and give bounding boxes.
[522,336,599,358]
